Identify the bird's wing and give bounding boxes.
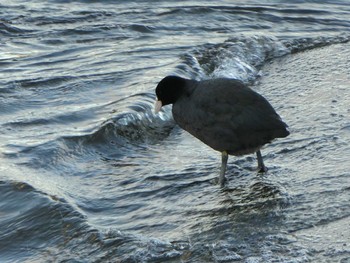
[195,81,287,134]
[173,80,288,152]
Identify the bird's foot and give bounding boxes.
[258,165,268,174]
[219,177,227,188]
[214,176,227,187]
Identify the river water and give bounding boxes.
[1,1,350,262]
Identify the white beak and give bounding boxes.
[154,100,163,114]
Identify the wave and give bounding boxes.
[192,35,289,82]
[0,179,171,263]
[4,33,349,172]
[174,34,350,84]
[281,34,350,53]
[3,33,349,171]
[67,92,174,148]
[0,21,31,37]
[0,179,87,261]
[4,33,347,204]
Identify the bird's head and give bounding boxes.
[154,76,187,113]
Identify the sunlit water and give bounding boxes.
[0,1,350,262]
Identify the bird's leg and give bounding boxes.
[256,150,267,173]
[219,151,228,187]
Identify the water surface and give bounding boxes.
[1,1,350,262]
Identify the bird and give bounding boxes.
[154,76,289,187]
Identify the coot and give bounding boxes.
[154,76,289,186]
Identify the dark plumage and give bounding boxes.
[154,76,289,186]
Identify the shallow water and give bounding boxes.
[1,1,350,262]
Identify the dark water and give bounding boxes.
[1,1,350,262]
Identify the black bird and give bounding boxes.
[154,76,289,186]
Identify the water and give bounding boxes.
[1,1,350,262]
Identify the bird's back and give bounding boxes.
[172,78,289,155]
